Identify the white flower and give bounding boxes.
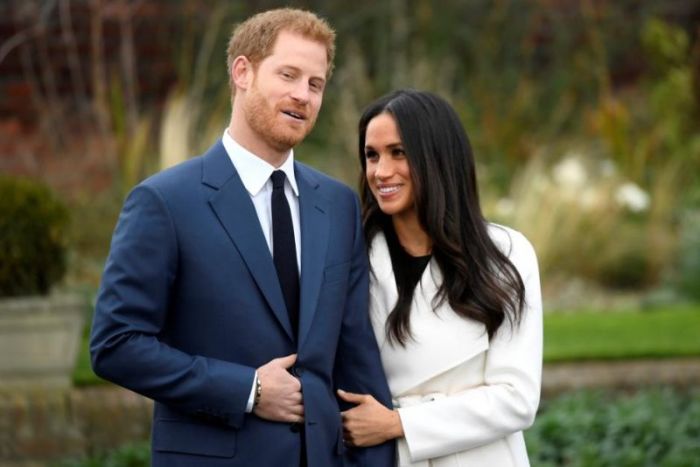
[615,182,650,212]
[553,156,587,190]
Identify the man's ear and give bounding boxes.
[231,56,253,91]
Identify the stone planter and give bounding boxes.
[0,294,86,388]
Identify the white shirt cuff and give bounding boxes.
[246,372,258,413]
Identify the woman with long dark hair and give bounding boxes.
[338,89,543,466]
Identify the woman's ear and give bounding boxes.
[231,56,252,91]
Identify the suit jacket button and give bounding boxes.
[291,366,304,377]
[290,423,301,433]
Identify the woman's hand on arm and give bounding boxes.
[338,389,403,447]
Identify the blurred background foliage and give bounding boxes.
[2,0,699,308]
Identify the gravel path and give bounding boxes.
[542,357,700,396]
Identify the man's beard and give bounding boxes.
[244,86,315,152]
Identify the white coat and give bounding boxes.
[368,224,543,467]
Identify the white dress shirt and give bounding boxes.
[221,129,302,412]
[221,129,301,271]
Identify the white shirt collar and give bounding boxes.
[221,129,299,197]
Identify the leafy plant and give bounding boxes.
[54,441,150,467]
[526,387,700,466]
[0,176,70,297]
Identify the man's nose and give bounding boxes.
[290,82,310,104]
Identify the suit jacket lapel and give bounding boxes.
[296,164,329,347]
[202,141,293,341]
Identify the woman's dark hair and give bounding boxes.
[358,89,526,346]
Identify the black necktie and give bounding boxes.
[270,170,300,338]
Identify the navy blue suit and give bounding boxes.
[90,141,395,466]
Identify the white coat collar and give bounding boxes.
[368,231,489,396]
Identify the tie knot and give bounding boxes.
[271,170,286,190]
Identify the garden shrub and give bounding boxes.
[596,224,652,289]
[54,441,150,467]
[526,387,700,466]
[0,175,70,296]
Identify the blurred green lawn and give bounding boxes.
[544,305,700,362]
[74,305,700,385]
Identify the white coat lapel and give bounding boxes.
[369,232,489,396]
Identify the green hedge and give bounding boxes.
[526,388,700,466]
[0,175,69,296]
[55,442,150,467]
